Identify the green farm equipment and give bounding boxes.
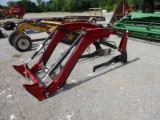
[113,12,160,41]
[112,0,160,41]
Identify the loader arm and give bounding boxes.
[13,22,128,101]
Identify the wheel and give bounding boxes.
[89,19,96,25]
[3,21,16,30]
[8,30,18,46]
[119,51,127,63]
[13,34,32,52]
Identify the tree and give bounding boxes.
[37,0,43,5]
[48,0,68,12]
[7,1,17,7]
[5,0,148,13]
[15,0,38,13]
[37,0,47,12]
[0,5,4,9]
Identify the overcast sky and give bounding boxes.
[0,0,49,6]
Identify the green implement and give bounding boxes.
[113,12,160,41]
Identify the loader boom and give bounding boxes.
[13,22,128,101]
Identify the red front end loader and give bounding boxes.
[13,22,128,101]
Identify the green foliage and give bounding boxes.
[7,1,17,8]
[0,0,155,13]
[16,0,38,13]
[7,0,38,13]
[0,5,4,9]
[37,0,48,12]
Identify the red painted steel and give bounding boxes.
[13,22,128,101]
[0,6,25,19]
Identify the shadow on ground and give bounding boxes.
[50,57,140,98]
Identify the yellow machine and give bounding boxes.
[8,8,106,52]
[8,20,79,52]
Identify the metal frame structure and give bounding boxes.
[13,22,128,101]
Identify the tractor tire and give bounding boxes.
[119,51,127,63]
[3,21,16,30]
[13,34,32,52]
[8,30,18,46]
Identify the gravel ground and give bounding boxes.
[0,12,160,120]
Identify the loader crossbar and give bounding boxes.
[13,22,128,101]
